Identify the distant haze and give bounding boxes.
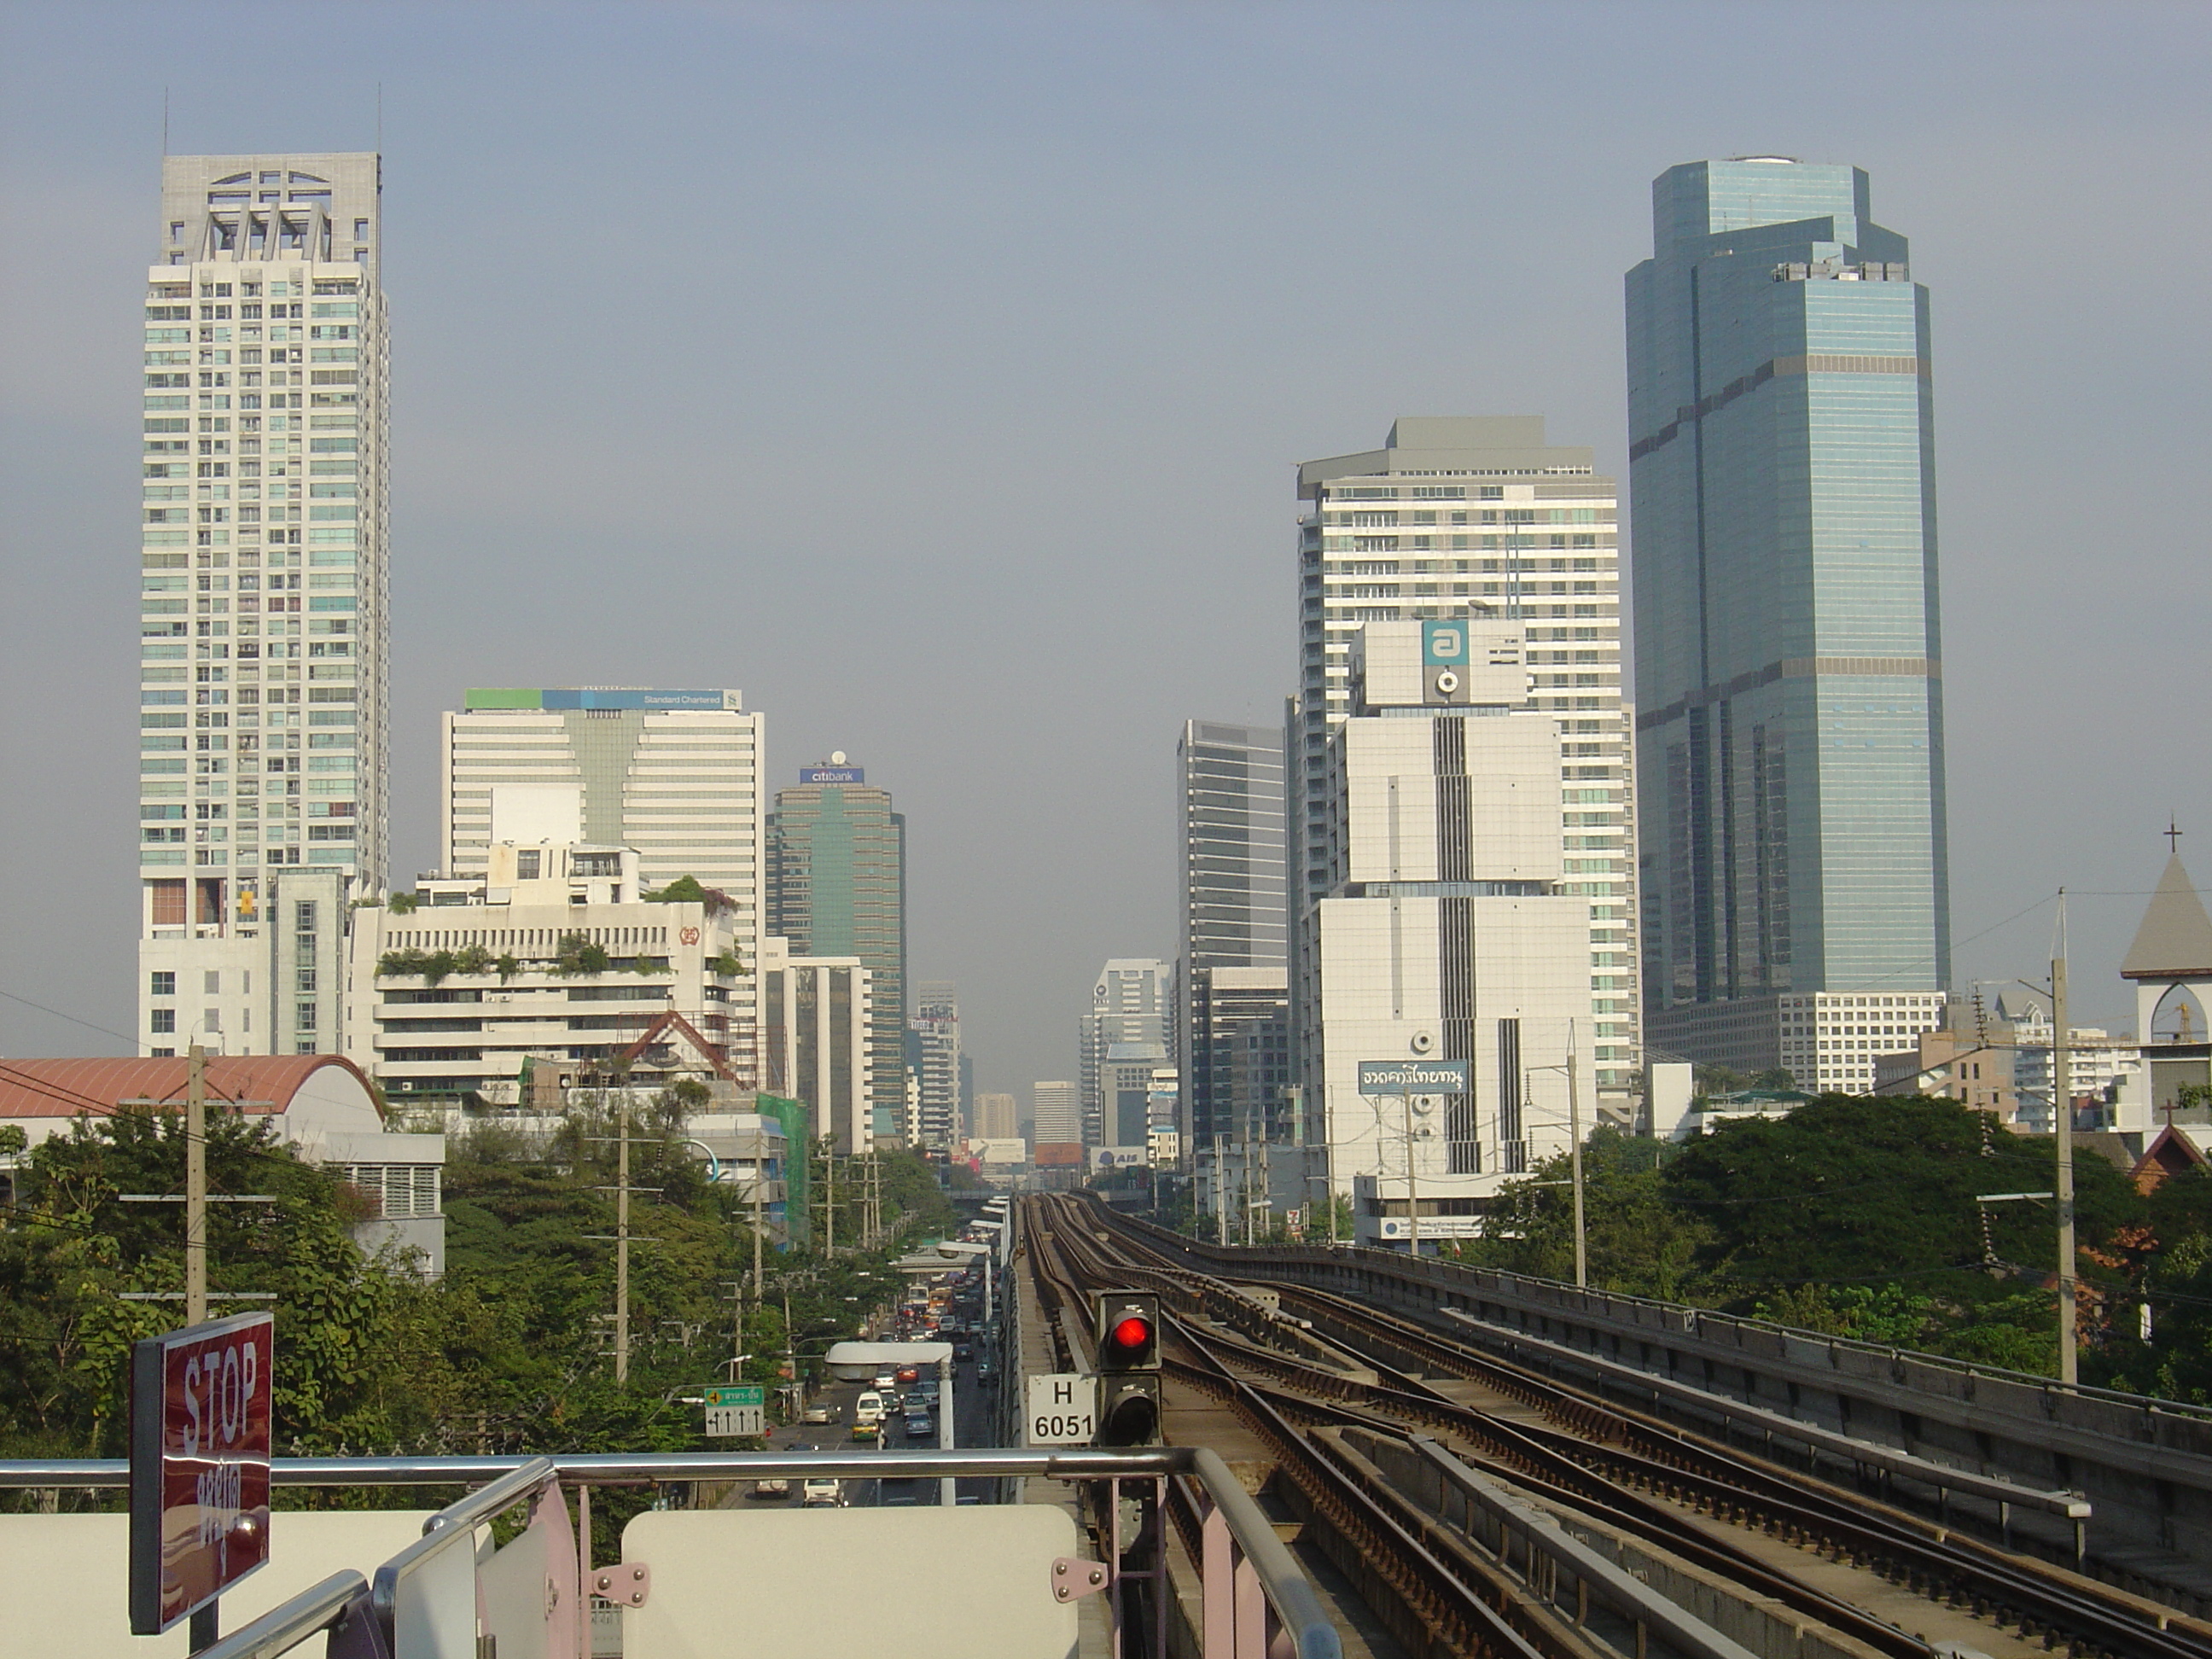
[2,3,2206,1091]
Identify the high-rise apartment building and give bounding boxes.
[137,152,387,1055]
[1627,159,1948,1072]
[1080,959,1173,1147]
[1308,622,1633,1249]
[909,981,961,1146]
[1292,418,1639,1118]
[757,935,876,1154]
[768,757,907,1143]
[1177,722,1288,1150]
[1032,1080,1080,1148]
[440,687,763,1075]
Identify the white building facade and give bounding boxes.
[137,152,387,1054]
[343,841,754,1109]
[756,934,875,1154]
[1306,621,1637,1249]
[909,981,961,1147]
[1293,420,1638,1126]
[1777,991,1950,1095]
[1080,959,1173,1147]
[440,688,763,1073]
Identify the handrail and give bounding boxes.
[189,1571,371,1659]
[370,1456,557,1650]
[1187,1446,1343,1659]
[3,1447,1341,1659]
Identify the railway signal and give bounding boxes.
[1092,1291,1161,1446]
[1095,1292,1159,1371]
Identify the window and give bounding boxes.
[150,970,177,996]
[150,1008,176,1033]
[297,1000,318,1031]
[515,849,541,879]
[203,969,221,994]
[297,967,317,992]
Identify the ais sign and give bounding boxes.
[130,1313,273,1633]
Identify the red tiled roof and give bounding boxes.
[0,1055,379,1120]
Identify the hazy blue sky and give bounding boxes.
[3,3,2207,1101]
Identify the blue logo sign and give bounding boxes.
[800,766,864,784]
[1423,622,1469,667]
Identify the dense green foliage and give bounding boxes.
[1444,1096,2212,1394]
[0,1104,954,1506]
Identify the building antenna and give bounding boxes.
[376,82,383,154]
[162,86,169,157]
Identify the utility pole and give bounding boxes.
[2054,893,2078,1387]
[824,1141,836,1257]
[1567,1021,1587,1290]
[1404,1085,1421,1258]
[1214,1133,1228,1245]
[751,1117,766,1299]
[615,1103,632,1384]
[185,1045,207,1325]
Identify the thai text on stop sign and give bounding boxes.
[130,1313,274,1633]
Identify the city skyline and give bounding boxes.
[3,7,2206,1099]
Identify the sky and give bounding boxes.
[2,2,2208,1102]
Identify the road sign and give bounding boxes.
[1026,1373,1098,1445]
[703,1383,765,1437]
[130,1313,273,1634]
[1358,1059,1470,1095]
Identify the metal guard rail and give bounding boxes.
[2,1447,1342,1659]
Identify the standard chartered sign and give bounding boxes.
[1358,1060,1470,1095]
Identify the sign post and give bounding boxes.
[702,1383,765,1437]
[1357,1061,1471,1255]
[130,1313,274,1644]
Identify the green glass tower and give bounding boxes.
[767,760,907,1142]
[1627,159,1950,1074]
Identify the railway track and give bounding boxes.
[1024,1191,2212,1659]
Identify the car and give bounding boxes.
[904,1412,933,1439]
[872,1369,898,1390]
[802,1405,832,1425]
[854,1390,885,1423]
[953,1342,975,1362]
[801,1477,842,1508]
[851,1417,879,1441]
[976,1359,996,1382]
[750,1477,790,1499]
[894,1365,920,1385]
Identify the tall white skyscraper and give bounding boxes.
[1032,1080,1080,1147]
[137,153,387,1056]
[1291,419,1638,1125]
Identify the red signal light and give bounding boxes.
[1110,1315,1152,1353]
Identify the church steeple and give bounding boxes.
[2122,851,2212,982]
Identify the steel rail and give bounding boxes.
[1055,1195,2212,1659]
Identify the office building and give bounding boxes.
[1292,419,1639,1120]
[441,687,762,1074]
[137,152,387,1053]
[973,1091,1018,1141]
[1178,721,1288,1150]
[757,935,876,1154]
[1627,159,1949,1071]
[1032,1080,1080,1148]
[909,981,961,1146]
[767,755,907,1143]
[1080,959,1173,1146]
[1306,622,1636,1249]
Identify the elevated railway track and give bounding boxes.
[1022,1192,2212,1659]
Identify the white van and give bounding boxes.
[853,1390,885,1426]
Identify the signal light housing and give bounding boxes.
[1094,1291,1160,1372]
[1095,1374,1162,1447]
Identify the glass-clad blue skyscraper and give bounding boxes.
[1627,159,1949,1074]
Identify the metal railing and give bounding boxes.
[3,1447,1341,1659]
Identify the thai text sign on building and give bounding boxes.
[1357,1060,1471,1095]
[130,1313,273,1633]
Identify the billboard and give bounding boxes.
[799,766,864,784]
[1091,1145,1151,1171]
[130,1314,273,1633]
[465,687,736,713]
[1423,620,1471,705]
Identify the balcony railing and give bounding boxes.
[2,1447,1340,1659]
